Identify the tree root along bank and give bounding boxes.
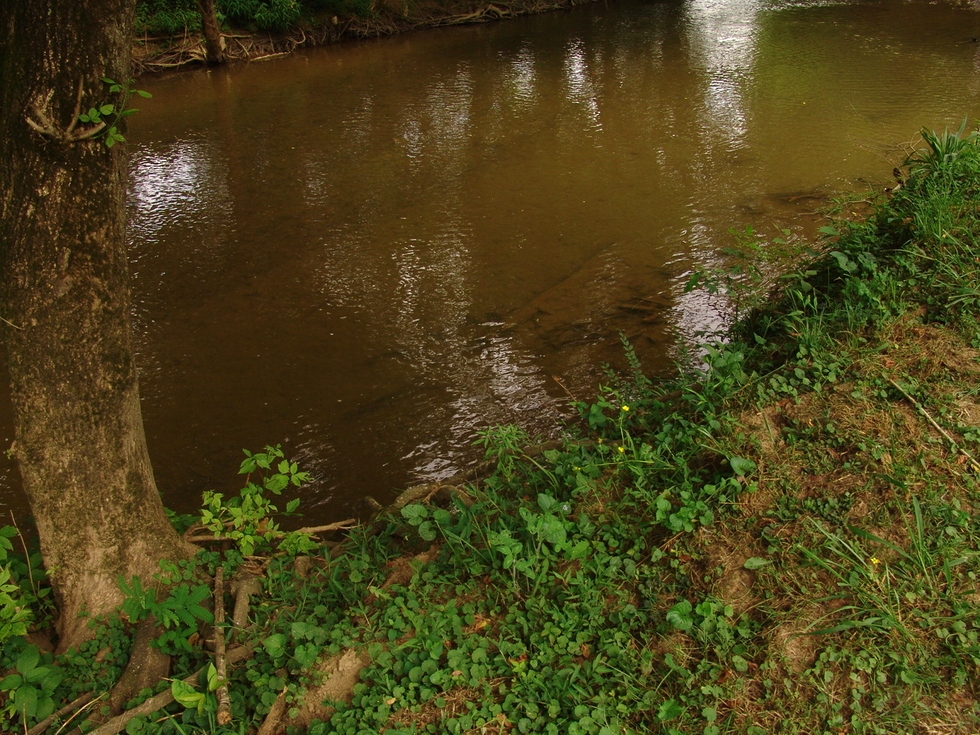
[134,0,598,73]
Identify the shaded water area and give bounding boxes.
[2,0,980,522]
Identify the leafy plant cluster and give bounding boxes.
[0,527,32,644]
[77,77,153,148]
[119,572,214,655]
[0,523,50,650]
[0,645,64,728]
[201,444,317,557]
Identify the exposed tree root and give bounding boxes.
[106,615,172,716]
[80,643,257,735]
[230,568,264,632]
[258,648,372,734]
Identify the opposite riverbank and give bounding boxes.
[133,0,599,73]
[131,0,980,74]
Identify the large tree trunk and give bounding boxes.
[0,0,192,651]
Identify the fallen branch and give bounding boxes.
[888,377,980,472]
[294,520,357,535]
[213,568,232,726]
[250,52,289,62]
[26,692,98,735]
[183,518,356,545]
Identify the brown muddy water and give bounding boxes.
[2,0,980,523]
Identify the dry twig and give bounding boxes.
[183,518,356,545]
[887,377,980,472]
[213,568,232,726]
[0,315,24,330]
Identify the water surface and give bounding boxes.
[2,0,979,521]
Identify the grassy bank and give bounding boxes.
[3,126,980,733]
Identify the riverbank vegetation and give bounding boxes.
[3,125,980,733]
[133,0,594,71]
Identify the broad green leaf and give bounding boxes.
[432,508,452,525]
[728,456,756,476]
[263,633,287,659]
[743,557,770,570]
[666,600,693,632]
[26,665,51,684]
[206,662,221,692]
[0,673,23,690]
[418,521,437,542]
[569,540,590,559]
[657,699,683,721]
[537,515,567,547]
[265,474,287,493]
[14,685,38,717]
[36,695,56,721]
[171,679,205,711]
[40,667,63,693]
[16,646,39,676]
[400,504,428,524]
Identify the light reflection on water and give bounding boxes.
[686,0,759,144]
[1,0,980,522]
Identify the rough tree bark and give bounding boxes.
[0,0,193,651]
[197,0,227,65]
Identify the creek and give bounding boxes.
[1,0,979,522]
